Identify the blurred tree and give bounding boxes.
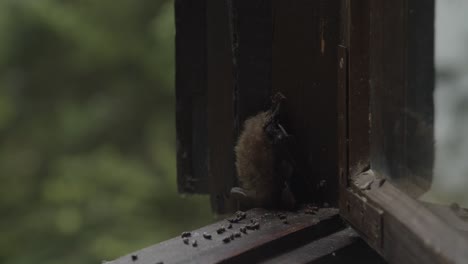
[0,0,213,263]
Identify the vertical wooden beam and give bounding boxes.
[206,0,237,213]
[227,0,274,139]
[175,0,209,193]
[271,0,342,205]
[337,45,348,206]
[346,0,371,178]
[176,0,238,214]
[340,0,439,262]
[342,0,434,193]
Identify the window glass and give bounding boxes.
[420,0,468,208]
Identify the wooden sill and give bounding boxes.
[342,170,468,264]
[105,207,384,264]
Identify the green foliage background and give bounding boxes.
[0,0,213,263]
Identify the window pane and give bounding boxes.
[420,0,468,209]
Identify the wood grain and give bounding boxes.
[175,0,209,193]
[106,208,342,264]
[362,180,468,264]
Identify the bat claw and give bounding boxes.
[230,187,254,209]
[230,187,248,198]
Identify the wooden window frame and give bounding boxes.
[338,1,468,263]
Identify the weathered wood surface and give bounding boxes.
[175,0,209,193]
[176,0,237,213]
[337,45,348,199]
[271,0,341,206]
[343,0,371,179]
[349,171,468,264]
[339,1,448,262]
[227,0,273,138]
[206,0,237,213]
[421,202,468,239]
[260,227,386,264]
[106,208,344,264]
[340,0,434,190]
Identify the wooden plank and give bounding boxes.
[356,178,468,264]
[260,227,386,264]
[310,235,387,264]
[227,0,273,138]
[206,0,237,213]
[175,0,209,193]
[337,45,348,194]
[346,0,371,178]
[271,0,342,205]
[421,202,468,239]
[176,0,240,209]
[341,188,383,251]
[339,2,451,263]
[106,208,342,264]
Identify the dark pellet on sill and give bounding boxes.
[216,227,226,234]
[181,231,191,238]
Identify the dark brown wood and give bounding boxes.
[206,0,237,213]
[176,0,238,213]
[341,187,383,251]
[106,208,343,264]
[352,174,468,264]
[175,0,209,193]
[260,227,386,264]
[227,0,273,138]
[271,0,342,205]
[337,1,464,263]
[337,45,348,197]
[345,0,371,178]
[311,237,387,264]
